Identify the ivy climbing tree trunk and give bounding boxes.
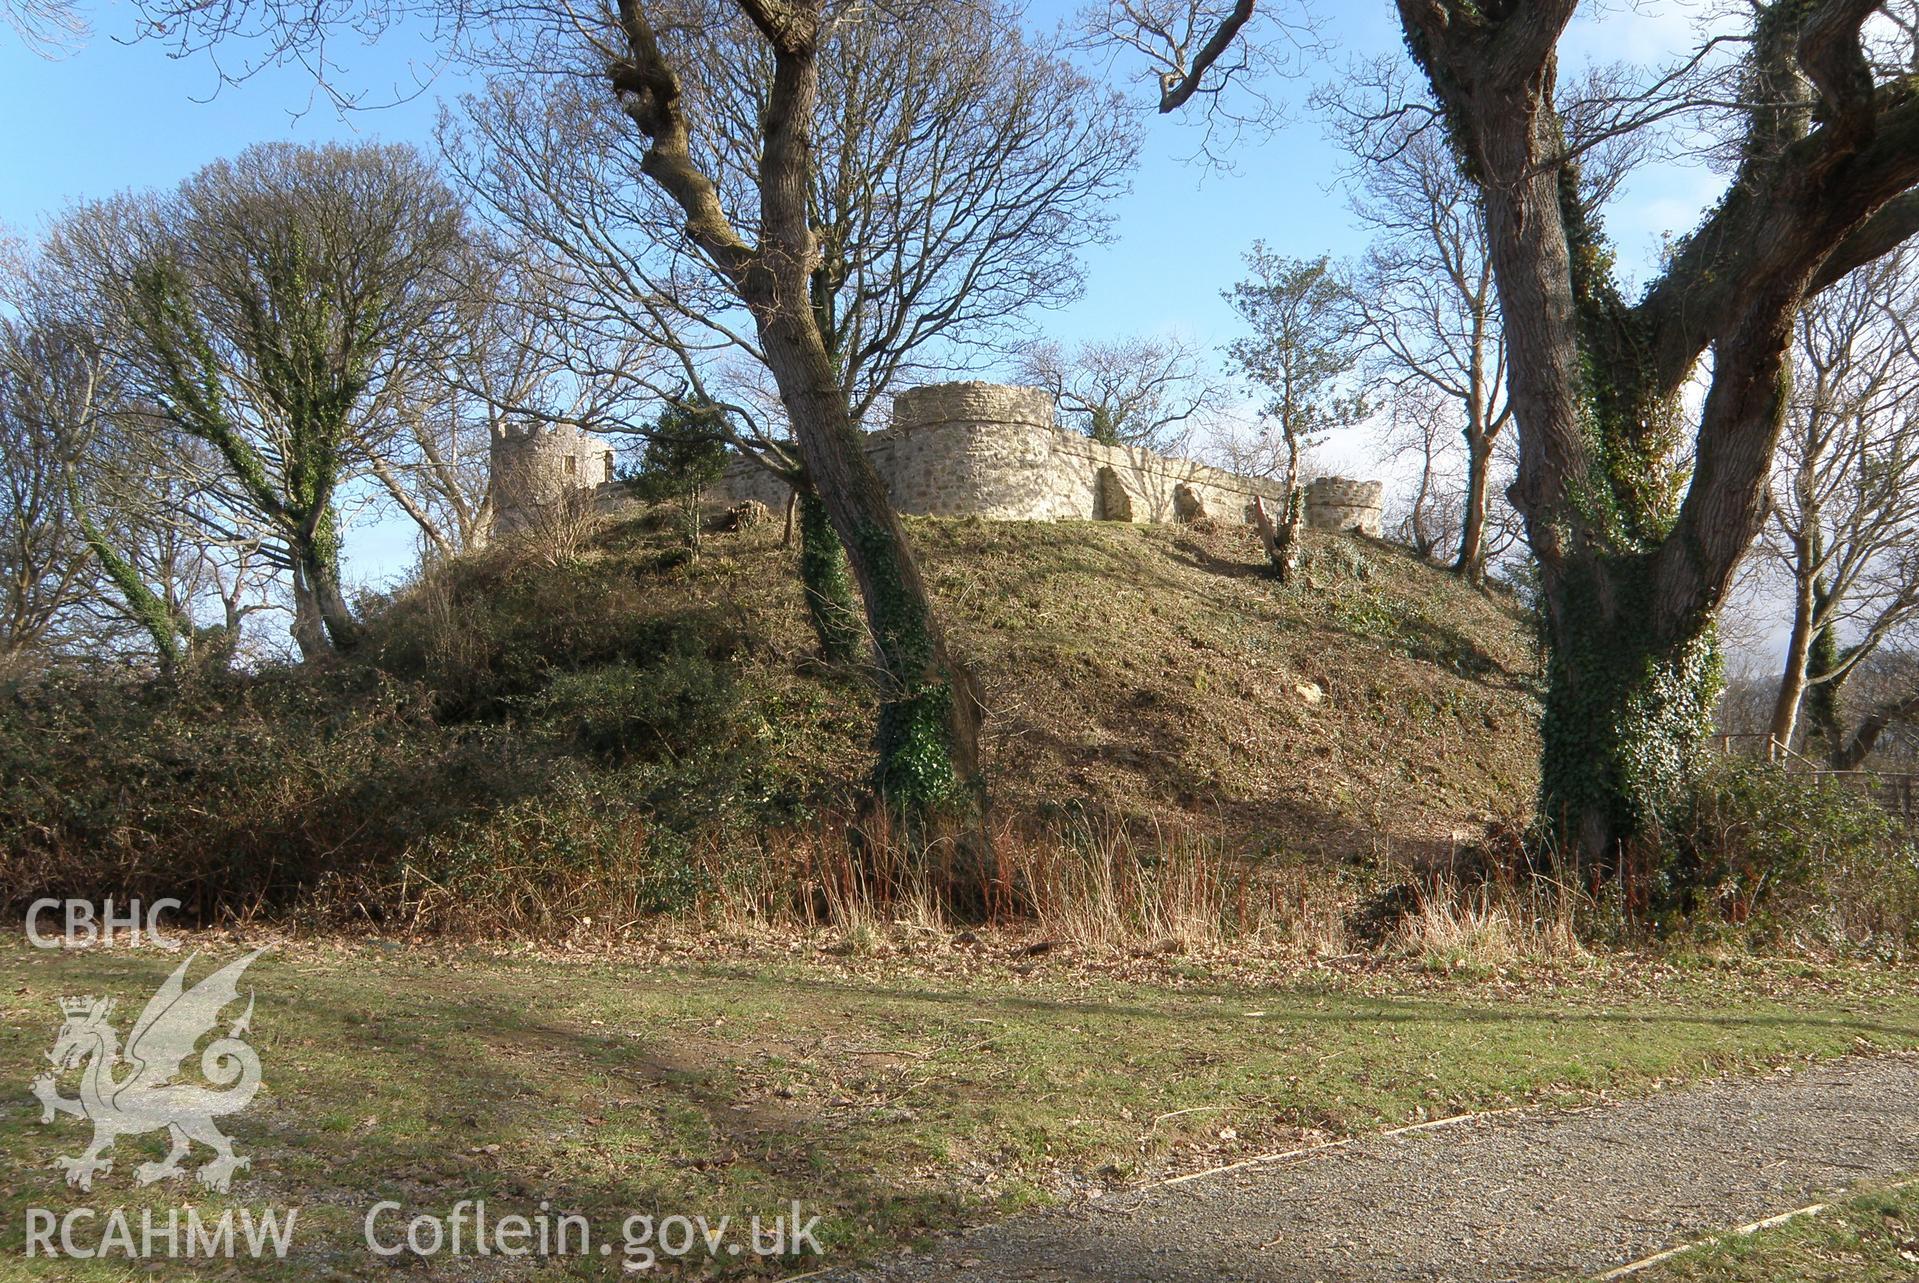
[1397,0,1919,877]
[1829,684,1919,770]
[289,563,329,662]
[134,256,369,659]
[298,501,360,652]
[68,485,190,673]
[796,488,865,665]
[1802,618,1848,760]
[757,313,985,811]
[115,143,462,662]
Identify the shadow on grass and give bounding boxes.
[10,942,1916,1280]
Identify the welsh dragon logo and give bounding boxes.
[30,949,266,1193]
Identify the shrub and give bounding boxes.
[368,549,747,724]
[528,624,740,764]
[623,401,731,556]
[0,667,557,919]
[0,542,774,931]
[392,764,712,930]
[1653,757,1919,947]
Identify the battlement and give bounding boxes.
[889,381,1057,434]
[482,383,1388,541]
[707,381,1385,535]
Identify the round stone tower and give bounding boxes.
[885,381,1061,519]
[1304,476,1386,538]
[890,381,1056,433]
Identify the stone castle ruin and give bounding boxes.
[487,420,618,537]
[488,381,1384,538]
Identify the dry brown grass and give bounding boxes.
[644,513,1542,866]
[357,515,1546,945]
[697,813,1371,958]
[1387,874,1589,969]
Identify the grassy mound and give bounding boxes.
[0,513,1542,928]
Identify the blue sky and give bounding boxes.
[1,2,1716,337]
[0,3,1401,345]
[0,1,1730,600]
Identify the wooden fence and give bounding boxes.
[1710,732,1919,822]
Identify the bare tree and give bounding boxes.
[1078,0,1316,158]
[1381,1,1919,872]
[365,397,494,561]
[2,245,205,672]
[1821,645,1919,768]
[592,0,979,817]
[1,259,277,673]
[115,0,1135,828]
[362,241,631,559]
[439,0,1135,818]
[1016,333,1226,452]
[1098,0,1919,872]
[3,0,85,53]
[604,0,1048,818]
[1340,117,1512,582]
[1375,381,1498,564]
[1223,249,1369,584]
[446,3,1135,421]
[69,420,279,673]
[1762,250,1919,761]
[0,318,97,672]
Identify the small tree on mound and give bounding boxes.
[628,403,730,560]
[1224,249,1369,584]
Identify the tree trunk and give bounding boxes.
[1831,687,1919,770]
[1536,553,1721,876]
[1254,435,1306,584]
[797,488,866,665]
[758,320,984,818]
[298,504,361,653]
[1768,577,1818,756]
[1406,453,1438,560]
[198,594,243,673]
[289,562,330,662]
[303,547,360,652]
[1396,0,1919,885]
[1274,483,1303,584]
[1803,618,1845,761]
[72,502,186,674]
[1455,434,1492,583]
[605,0,986,877]
[1251,491,1302,583]
[749,22,983,826]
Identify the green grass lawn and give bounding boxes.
[4,936,1919,1280]
[1587,1182,1919,1282]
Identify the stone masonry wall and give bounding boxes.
[488,421,618,537]
[709,381,1392,534]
